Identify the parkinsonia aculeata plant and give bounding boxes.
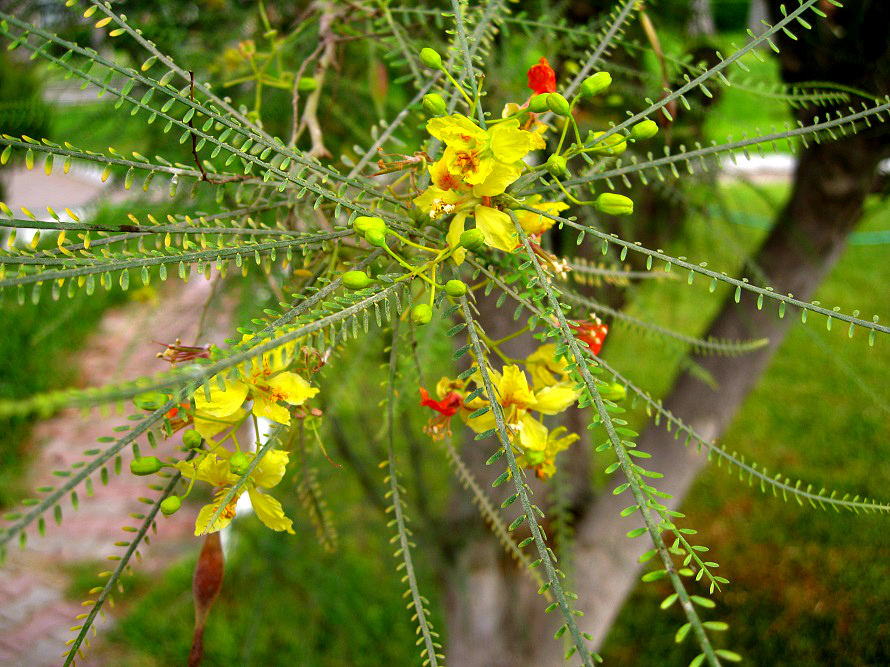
[0,0,888,665]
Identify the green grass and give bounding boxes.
[600,188,890,665]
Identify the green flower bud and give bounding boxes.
[297,77,318,93]
[527,94,549,113]
[182,429,203,449]
[546,92,571,116]
[580,71,612,97]
[586,131,627,156]
[160,495,182,516]
[229,452,250,476]
[419,47,442,70]
[445,279,467,297]
[353,215,386,236]
[545,154,568,178]
[130,456,163,476]
[594,192,634,216]
[411,303,433,325]
[459,228,485,252]
[342,270,373,290]
[365,229,387,247]
[601,382,627,402]
[133,391,167,411]
[422,93,447,116]
[631,119,658,141]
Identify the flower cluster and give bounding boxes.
[420,342,623,479]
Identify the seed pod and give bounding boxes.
[594,192,634,216]
[419,47,442,70]
[546,92,571,116]
[130,456,163,476]
[189,532,224,667]
[422,93,447,116]
[445,279,467,297]
[411,303,433,325]
[580,71,612,97]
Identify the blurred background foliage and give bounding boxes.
[1,0,888,664]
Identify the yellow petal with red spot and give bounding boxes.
[499,365,537,408]
[268,371,319,406]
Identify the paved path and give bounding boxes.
[0,167,233,666]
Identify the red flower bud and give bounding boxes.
[527,57,556,96]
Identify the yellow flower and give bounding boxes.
[426,114,538,196]
[412,187,519,255]
[175,449,295,535]
[514,196,571,236]
[525,344,572,389]
[516,425,580,479]
[194,337,318,436]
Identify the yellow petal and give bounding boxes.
[429,154,469,191]
[195,375,249,419]
[248,488,295,534]
[267,371,319,406]
[518,414,548,451]
[471,161,522,197]
[176,454,236,487]
[250,449,290,489]
[251,391,292,425]
[447,212,467,266]
[499,365,537,408]
[193,407,247,441]
[426,114,485,147]
[194,492,237,535]
[461,156,494,187]
[534,384,579,415]
[489,119,536,163]
[474,205,518,253]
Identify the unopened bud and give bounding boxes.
[459,228,485,251]
[631,119,658,141]
[419,48,442,70]
[365,229,387,247]
[601,382,627,401]
[586,131,627,156]
[546,92,571,116]
[133,391,167,411]
[183,429,203,449]
[545,154,568,178]
[130,456,163,476]
[411,303,433,325]
[297,77,318,93]
[445,279,467,297]
[342,270,373,290]
[229,452,250,476]
[580,71,612,97]
[353,215,386,237]
[527,94,549,113]
[161,495,182,516]
[422,93,447,116]
[594,192,634,216]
